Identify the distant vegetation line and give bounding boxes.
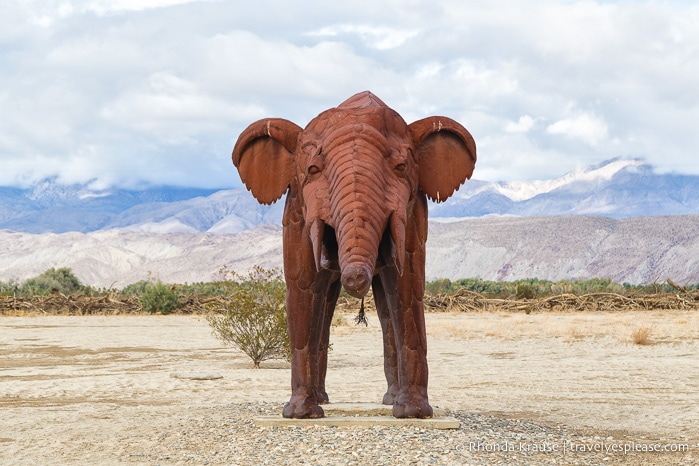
[2,267,699,316]
[424,277,699,297]
[1,267,697,300]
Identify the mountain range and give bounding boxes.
[428,158,699,219]
[2,215,698,288]
[1,158,698,234]
[1,158,699,288]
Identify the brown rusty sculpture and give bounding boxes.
[232,91,476,419]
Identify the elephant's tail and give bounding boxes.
[353,297,368,327]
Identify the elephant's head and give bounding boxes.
[232,91,476,298]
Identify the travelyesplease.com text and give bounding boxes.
[466,440,690,455]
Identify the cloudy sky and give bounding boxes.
[1,0,698,189]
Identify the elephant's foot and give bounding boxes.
[382,385,399,405]
[317,389,330,405]
[282,395,324,419]
[392,394,433,419]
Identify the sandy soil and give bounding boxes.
[1,311,697,464]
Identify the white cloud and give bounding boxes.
[506,115,535,133]
[2,0,699,187]
[86,0,205,14]
[546,113,609,147]
[99,72,241,135]
[6,0,208,28]
[307,24,420,50]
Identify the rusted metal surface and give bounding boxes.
[232,91,476,419]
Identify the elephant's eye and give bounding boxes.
[308,165,321,175]
[394,163,407,173]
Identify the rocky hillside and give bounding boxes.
[2,215,698,288]
[427,215,699,285]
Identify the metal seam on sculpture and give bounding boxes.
[328,168,386,191]
[338,224,380,249]
[334,206,384,237]
[333,207,361,232]
[346,160,391,178]
[329,178,385,207]
[328,179,376,202]
[324,146,386,173]
[325,158,361,185]
[342,245,377,262]
[337,216,384,244]
[328,150,383,168]
[333,202,383,230]
[325,166,361,192]
[327,160,389,190]
[324,125,389,155]
[338,233,376,254]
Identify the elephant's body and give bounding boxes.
[232,91,476,418]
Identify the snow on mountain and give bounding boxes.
[490,158,646,202]
[127,218,200,234]
[437,158,644,205]
[27,179,112,203]
[428,158,699,219]
[106,189,283,234]
[0,158,698,235]
[0,183,219,234]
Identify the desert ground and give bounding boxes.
[1,311,697,465]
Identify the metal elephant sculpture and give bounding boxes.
[232,91,476,419]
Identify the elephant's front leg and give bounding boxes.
[372,277,399,405]
[283,273,336,418]
[379,264,433,419]
[317,278,342,404]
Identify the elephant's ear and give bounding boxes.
[409,116,476,203]
[232,118,302,205]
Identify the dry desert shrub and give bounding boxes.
[0,292,142,316]
[421,289,699,314]
[205,267,289,368]
[566,325,585,341]
[631,326,653,345]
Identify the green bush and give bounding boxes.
[425,277,653,298]
[515,283,535,299]
[0,278,20,297]
[140,282,181,315]
[20,267,85,296]
[119,280,151,296]
[206,266,288,368]
[425,278,453,295]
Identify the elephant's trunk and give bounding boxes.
[324,124,392,298]
[341,264,373,299]
[332,169,387,298]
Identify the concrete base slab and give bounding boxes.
[321,402,448,417]
[255,403,460,429]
